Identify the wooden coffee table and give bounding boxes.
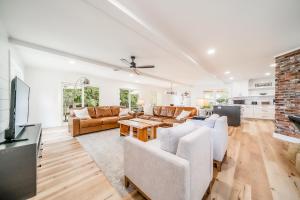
[118,118,163,142]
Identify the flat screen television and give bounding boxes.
[4,77,30,142]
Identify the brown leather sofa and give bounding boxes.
[68,106,133,136]
[138,106,197,127]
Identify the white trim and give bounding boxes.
[273,132,300,143]
[274,47,300,58]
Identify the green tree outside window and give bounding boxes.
[84,86,100,107]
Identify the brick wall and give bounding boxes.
[275,49,300,138]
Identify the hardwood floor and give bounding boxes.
[30,127,122,200]
[31,120,300,200]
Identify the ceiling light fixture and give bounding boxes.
[207,48,216,55]
[229,77,234,80]
[135,80,139,83]
[69,60,76,64]
[129,73,134,77]
[270,63,276,67]
[265,72,271,76]
[224,71,231,75]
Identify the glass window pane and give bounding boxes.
[130,93,139,111]
[84,86,100,107]
[120,89,129,108]
[62,88,82,122]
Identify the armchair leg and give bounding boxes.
[214,150,228,172]
[215,160,222,172]
[124,176,130,188]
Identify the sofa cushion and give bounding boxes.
[158,121,197,154]
[162,118,185,125]
[101,116,119,124]
[87,107,96,118]
[110,106,120,116]
[80,118,102,128]
[119,115,133,120]
[174,107,184,117]
[138,115,152,120]
[204,114,220,128]
[160,107,168,117]
[166,107,176,117]
[96,106,112,118]
[150,116,165,122]
[153,106,161,116]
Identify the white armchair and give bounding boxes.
[188,115,228,171]
[124,126,213,200]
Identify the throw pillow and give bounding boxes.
[119,108,130,116]
[176,110,191,120]
[159,121,197,154]
[73,108,91,119]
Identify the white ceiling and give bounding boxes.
[0,0,299,85]
[14,45,174,88]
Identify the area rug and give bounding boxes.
[76,129,134,197]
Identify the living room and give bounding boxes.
[0,1,300,200]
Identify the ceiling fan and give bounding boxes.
[120,56,155,75]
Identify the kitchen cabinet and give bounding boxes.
[241,105,274,120]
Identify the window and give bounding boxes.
[120,89,139,111]
[62,84,100,122]
[203,90,229,105]
[120,89,129,108]
[84,86,100,107]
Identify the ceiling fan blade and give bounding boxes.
[120,58,131,65]
[133,68,140,75]
[136,65,155,68]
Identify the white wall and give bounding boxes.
[190,80,226,106]
[0,21,10,132]
[0,20,25,132]
[25,67,171,128]
[226,80,249,97]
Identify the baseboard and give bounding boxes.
[273,132,300,144]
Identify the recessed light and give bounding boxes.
[135,80,139,83]
[68,60,76,64]
[265,72,271,76]
[129,73,134,77]
[270,63,276,67]
[207,48,216,55]
[229,77,234,80]
[224,71,230,75]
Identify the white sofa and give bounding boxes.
[188,115,228,171]
[124,124,213,200]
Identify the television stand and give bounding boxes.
[0,138,28,145]
[0,129,29,145]
[0,124,42,199]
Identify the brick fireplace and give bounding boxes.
[275,49,300,138]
